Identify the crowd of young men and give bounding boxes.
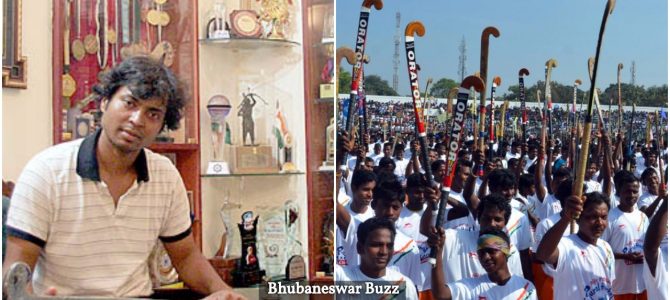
[334,126,668,300]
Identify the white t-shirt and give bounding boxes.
[447,274,538,300]
[335,265,419,300]
[532,213,579,253]
[543,235,616,300]
[443,190,476,231]
[336,202,376,267]
[536,194,562,221]
[584,179,602,194]
[601,207,649,294]
[642,248,668,300]
[441,228,523,282]
[396,205,432,291]
[637,191,658,210]
[394,158,410,183]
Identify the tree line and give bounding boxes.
[338,68,668,107]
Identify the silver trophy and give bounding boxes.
[206,95,232,174]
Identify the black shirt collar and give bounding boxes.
[76,128,150,182]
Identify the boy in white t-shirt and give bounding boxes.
[429,228,537,300]
[601,171,649,298]
[336,169,377,267]
[536,192,616,300]
[643,197,668,300]
[335,218,419,300]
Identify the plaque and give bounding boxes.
[74,117,91,139]
[319,84,335,99]
[234,145,276,174]
[230,10,262,38]
[319,117,335,171]
[285,255,306,281]
[232,211,266,287]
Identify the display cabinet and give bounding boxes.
[197,0,311,284]
[51,0,203,247]
[302,0,334,285]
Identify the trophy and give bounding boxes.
[206,0,230,39]
[232,211,265,287]
[206,95,232,175]
[258,0,291,39]
[319,117,335,171]
[234,88,276,174]
[319,8,335,99]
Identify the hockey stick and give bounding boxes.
[617,63,624,135]
[519,68,530,142]
[477,26,500,176]
[404,21,435,185]
[429,75,485,265]
[489,76,502,161]
[572,0,616,233]
[340,0,383,172]
[544,59,558,154]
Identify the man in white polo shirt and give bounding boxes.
[3,57,243,299]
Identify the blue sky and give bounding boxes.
[336,1,668,97]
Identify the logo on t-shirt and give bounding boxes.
[583,277,613,299]
[336,246,347,266]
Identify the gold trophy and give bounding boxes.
[259,0,291,39]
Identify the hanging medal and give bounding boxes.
[148,0,174,66]
[71,0,86,61]
[83,0,99,54]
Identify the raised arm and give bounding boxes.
[428,227,453,300]
[643,196,667,275]
[536,195,583,267]
[535,143,548,202]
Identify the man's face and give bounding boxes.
[578,202,609,240]
[521,185,536,198]
[363,161,375,171]
[358,228,394,272]
[428,150,438,162]
[374,145,382,155]
[100,86,166,153]
[407,186,426,206]
[353,181,376,207]
[437,144,446,155]
[618,181,640,209]
[644,173,660,194]
[513,145,521,154]
[453,165,471,190]
[373,199,403,222]
[478,206,507,232]
[646,154,658,167]
[434,163,446,181]
[490,185,516,201]
[528,148,538,160]
[383,145,392,157]
[551,175,568,194]
[477,246,507,274]
[394,148,404,160]
[586,163,598,178]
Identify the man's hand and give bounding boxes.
[562,195,585,222]
[426,227,445,252]
[201,289,248,300]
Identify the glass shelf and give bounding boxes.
[202,171,305,178]
[199,37,301,49]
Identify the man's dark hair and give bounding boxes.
[364,157,374,164]
[93,56,186,130]
[582,191,611,214]
[351,169,377,191]
[478,227,511,245]
[488,168,516,190]
[371,176,404,209]
[431,159,446,173]
[406,173,427,189]
[554,178,581,207]
[357,217,396,249]
[518,174,534,190]
[477,193,512,225]
[377,157,396,171]
[614,170,640,194]
[456,159,473,175]
[552,167,572,180]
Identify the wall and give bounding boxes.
[2,0,53,181]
